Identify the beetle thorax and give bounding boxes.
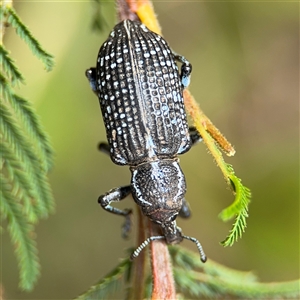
[130,159,186,224]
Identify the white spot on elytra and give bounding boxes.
[140,24,148,32]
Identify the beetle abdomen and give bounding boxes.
[96,20,191,165]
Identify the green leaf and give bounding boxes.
[0,68,54,291]
[0,174,40,290]
[174,266,300,299]
[0,98,54,218]
[90,0,109,32]
[170,246,300,299]
[1,75,54,172]
[174,267,214,298]
[1,139,40,223]
[220,170,251,221]
[0,45,25,85]
[1,2,55,292]
[75,258,132,300]
[170,246,258,283]
[187,101,251,246]
[3,7,54,71]
[219,169,251,247]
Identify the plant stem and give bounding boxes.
[129,208,147,300]
[0,0,13,44]
[149,220,176,300]
[117,0,139,21]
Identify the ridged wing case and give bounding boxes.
[96,20,191,165]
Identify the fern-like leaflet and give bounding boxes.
[219,169,251,246]
[75,258,132,300]
[0,4,55,291]
[3,7,54,71]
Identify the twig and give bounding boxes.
[129,208,147,300]
[149,220,176,300]
[116,0,139,22]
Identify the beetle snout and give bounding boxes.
[161,222,184,244]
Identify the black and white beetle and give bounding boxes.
[86,19,206,262]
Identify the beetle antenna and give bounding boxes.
[130,235,207,263]
[182,235,207,263]
[130,236,165,260]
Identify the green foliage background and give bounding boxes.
[2,1,299,299]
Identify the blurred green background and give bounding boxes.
[2,1,299,299]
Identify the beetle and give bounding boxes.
[86,19,206,262]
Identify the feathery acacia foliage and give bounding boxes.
[1,174,40,290]
[183,89,251,247]
[1,6,54,71]
[170,247,300,299]
[220,169,251,246]
[90,0,109,32]
[0,45,24,85]
[0,4,55,290]
[76,258,133,300]
[76,246,300,300]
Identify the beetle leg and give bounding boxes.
[189,126,203,146]
[98,142,110,155]
[85,67,97,93]
[173,53,192,88]
[98,185,132,238]
[179,198,191,218]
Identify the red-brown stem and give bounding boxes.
[149,220,176,300]
[130,208,147,300]
[117,0,139,21]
